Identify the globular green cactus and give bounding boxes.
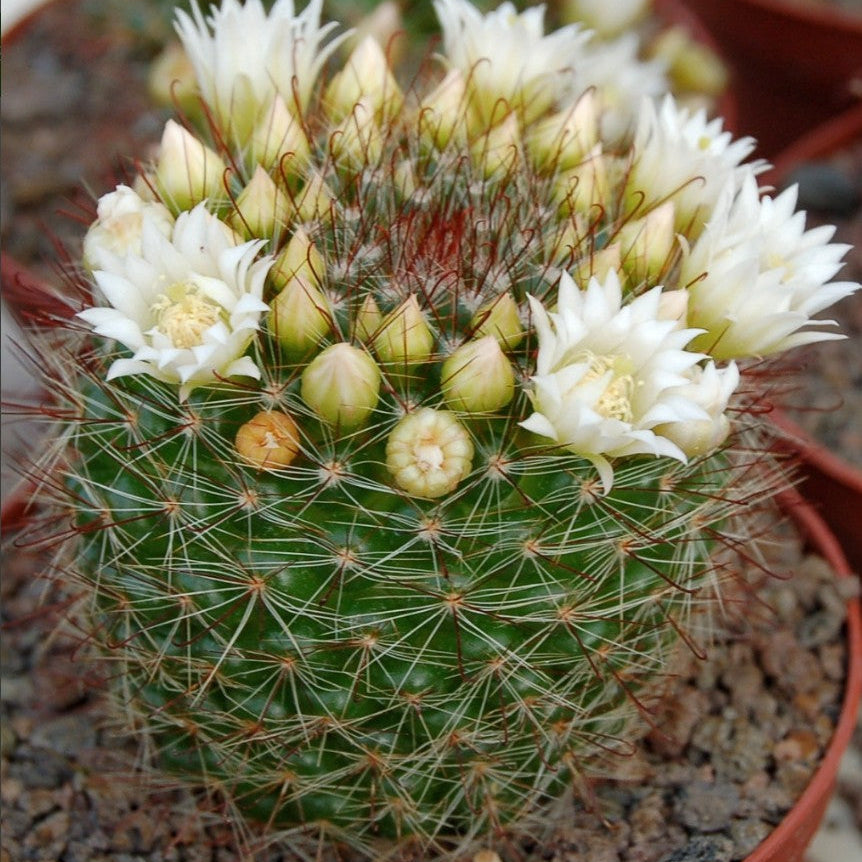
[24,0,858,855]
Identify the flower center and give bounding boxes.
[414,441,445,473]
[152,282,221,349]
[579,352,635,422]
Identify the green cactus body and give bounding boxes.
[56,139,748,845]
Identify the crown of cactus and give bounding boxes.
[23,0,858,856]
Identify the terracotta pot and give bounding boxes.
[681,0,862,160]
[746,487,862,862]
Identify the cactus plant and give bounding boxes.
[19,0,859,856]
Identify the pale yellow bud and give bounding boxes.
[329,99,384,170]
[471,112,521,180]
[325,35,403,123]
[545,215,590,266]
[346,1,404,67]
[617,201,677,285]
[270,274,333,354]
[657,288,689,326]
[270,227,326,291]
[373,295,435,365]
[658,414,730,459]
[148,42,199,119]
[301,342,382,430]
[572,245,623,288]
[248,95,311,174]
[394,159,417,201]
[470,293,524,348]
[228,166,292,240]
[555,146,610,216]
[650,28,729,98]
[354,293,383,343]
[418,68,469,151]
[294,171,335,225]
[386,408,474,498]
[235,410,301,470]
[526,90,599,173]
[560,0,649,38]
[155,120,227,211]
[441,336,515,413]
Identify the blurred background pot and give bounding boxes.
[682,0,862,159]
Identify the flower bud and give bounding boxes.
[555,146,610,216]
[294,171,335,225]
[617,201,677,285]
[83,185,174,271]
[155,120,227,211]
[471,112,521,180]
[270,274,333,355]
[571,245,623,288]
[386,408,474,498]
[325,35,403,123]
[354,293,383,343]
[235,410,301,470]
[372,295,435,365]
[470,293,524,348]
[560,0,649,38]
[228,165,292,240]
[526,90,599,173]
[248,95,311,174]
[301,342,382,430]
[418,68,469,151]
[148,42,199,120]
[657,288,689,326]
[345,1,404,67]
[441,336,515,413]
[270,227,326,291]
[329,99,384,170]
[649,27,728,98]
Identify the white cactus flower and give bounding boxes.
[628,95,759,234]
[520,269,710,493]
[83,185,174,272]
[654,360,740,458]
[682,172,858,360]
[175,0,345,139]
[574,32,668,146]
[78,203,272,400]
[433,0,588,128]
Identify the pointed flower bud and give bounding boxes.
[228,166,292,240]
[649,27,728,99]
[155,120,227,211]
[555,146,611,217]
[354,293,383,343]
[294,171,335,224]
[386,408,474,498]
[418,68,469,152]
[571,245,623,288]
[470,293,524,347]
[235,410,301,471]
[526,90,599,173]
[617,201,677,285]
[471,112,521,180]
[325,35,403,123]
[372,295,435,365]
[270,274,332,355]
[329,99,384,170]
[148,42,199,119]
[301,342,382,430]
[248,95,311,174]
[441,336,515,413]
[270,227,326,290]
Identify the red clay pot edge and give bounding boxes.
[744,487,862,862]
